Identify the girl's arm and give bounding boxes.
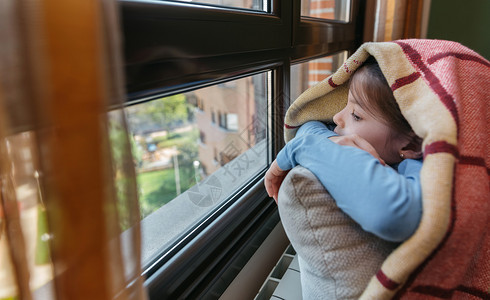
[265,121,334,201]
[294,121,385,164]
[294,120,337,138]
[275,123,422,242]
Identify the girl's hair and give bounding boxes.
[349,56,415,140]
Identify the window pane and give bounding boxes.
[125,72,269,265]
[171,0,268,12]
[301,0,351,21]
[291,51,347,101]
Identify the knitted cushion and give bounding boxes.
[278,166,397,300]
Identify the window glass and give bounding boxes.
[290,51,347,101]
[226,113,239,131]
[124,72,269,265]
[301,0,351,21]
[171,0,268,12]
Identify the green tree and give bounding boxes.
[139,94,189,130]
[176,141,199,188]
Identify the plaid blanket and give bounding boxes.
[284,39,490,299]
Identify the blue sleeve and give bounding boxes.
[294,120,337,138]
[276,123,422,242]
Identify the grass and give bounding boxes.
[137,167,195,219]
[137,126,199,219]
[138,169,176,218]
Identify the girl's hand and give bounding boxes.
[264,159,289,203]
[329,134,386,165]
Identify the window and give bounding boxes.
[301,0,351,21]
[199,130,206,144]
[125,72,269,265]
[219,111,226,129]
[226,113,238,131]
[215,111,239,131]
[291,51,348,101]
[121,0,363,298]
[171,0,268,12]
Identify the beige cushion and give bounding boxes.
[277,166,397,299]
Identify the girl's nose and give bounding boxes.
[333,110,344,128]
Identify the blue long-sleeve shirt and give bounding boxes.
[276,121,423,242]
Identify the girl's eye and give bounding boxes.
[351,112,361,121]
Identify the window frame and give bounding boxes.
[120,0,365,298]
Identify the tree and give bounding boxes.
[136,94,189,131]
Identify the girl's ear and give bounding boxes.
[400,135,423,160]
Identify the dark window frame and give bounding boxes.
[120,0,365,298]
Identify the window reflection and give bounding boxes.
[291,51,347,101]
[301,0,351,21]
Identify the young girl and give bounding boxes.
[264,57,423,242]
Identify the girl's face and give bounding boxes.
[333,90,409,164]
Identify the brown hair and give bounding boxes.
[349,57,415,140]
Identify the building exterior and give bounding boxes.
[194,76,266,175]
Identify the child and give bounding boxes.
[264,57,423,242]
